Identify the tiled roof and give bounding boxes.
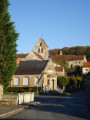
[17,52,44,60]
[51,55,84,61]
[34,52,44,60]
[55,66,63,72]
[83,62,90,67]
[14,60,48,75]
[17,54,28,58]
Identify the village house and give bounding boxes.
[11,38,65,91]
[51,54,87,68]
[82,62,90,74]
[11,38,87,92]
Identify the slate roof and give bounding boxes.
[14,60,48,75]
[83,62,90,67]
[51,55,84,61]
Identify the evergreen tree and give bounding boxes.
[0,0,19,90]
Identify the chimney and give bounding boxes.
[60,50,62,55]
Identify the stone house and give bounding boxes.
[51,54,87,68]
[11,38,65,91]
[82,62,90,74]
[11,38,87,91]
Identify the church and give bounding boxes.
[11,38,65,91]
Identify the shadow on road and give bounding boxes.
[2,89,90,120]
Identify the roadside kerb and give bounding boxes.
[0,107,25,119]
[0,102,41,119]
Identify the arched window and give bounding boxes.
[41,48,43,53]
[40,43,42,46]
[38,48,40,53]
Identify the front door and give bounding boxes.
[52,80,54,90]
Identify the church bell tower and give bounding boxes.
[35,38,49,60]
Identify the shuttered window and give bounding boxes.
[14,77,20,85]
[35,78,39,86]
[23,77,29,85]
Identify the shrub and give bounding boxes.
[57,76,69,91]
[7,87,41,93]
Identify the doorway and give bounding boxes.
[52,80,54,90]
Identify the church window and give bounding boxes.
[40,43,42,46]
[41,48,43,53]
[38,48,40,53]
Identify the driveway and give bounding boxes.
[3,89,90,120]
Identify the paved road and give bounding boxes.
[3,89,90,120]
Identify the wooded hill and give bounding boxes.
[49,46,90,61]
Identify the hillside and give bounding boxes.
[49,46,90,61]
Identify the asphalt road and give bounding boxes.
[3,89,90,120]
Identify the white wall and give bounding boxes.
[18,92,34,104]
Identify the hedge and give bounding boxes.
[7,87,41,93]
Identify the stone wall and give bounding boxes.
[2,95,18,105]
[0,84,3,101]
[1,92,34,105]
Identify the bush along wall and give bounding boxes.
[7,87,41,93]
[57,76,84,92]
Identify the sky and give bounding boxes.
[9,0,90,54]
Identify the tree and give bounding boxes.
[76,77,83,88]
[56,59,68,72]
[0,0,19,90]
[68,77,77,89]
[57,76,69,91]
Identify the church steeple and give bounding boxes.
[35,38,49,60]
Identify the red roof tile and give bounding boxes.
[17,52,44,60]
[83,62,90,67]
[55,66,63,72]
[51,55,84,61]
[17,54,28,58]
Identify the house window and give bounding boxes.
[85,69,88,71]
[14,77,20,85]
[41,48,43,53]
[75,61,77,64]
[79,61,80,64]
[35,77,39,86]
[38,48,40,53]
[40,43,42,46]
[23,77,29,86]
[70,64,73,68]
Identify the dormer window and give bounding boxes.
[40,42,42,46]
